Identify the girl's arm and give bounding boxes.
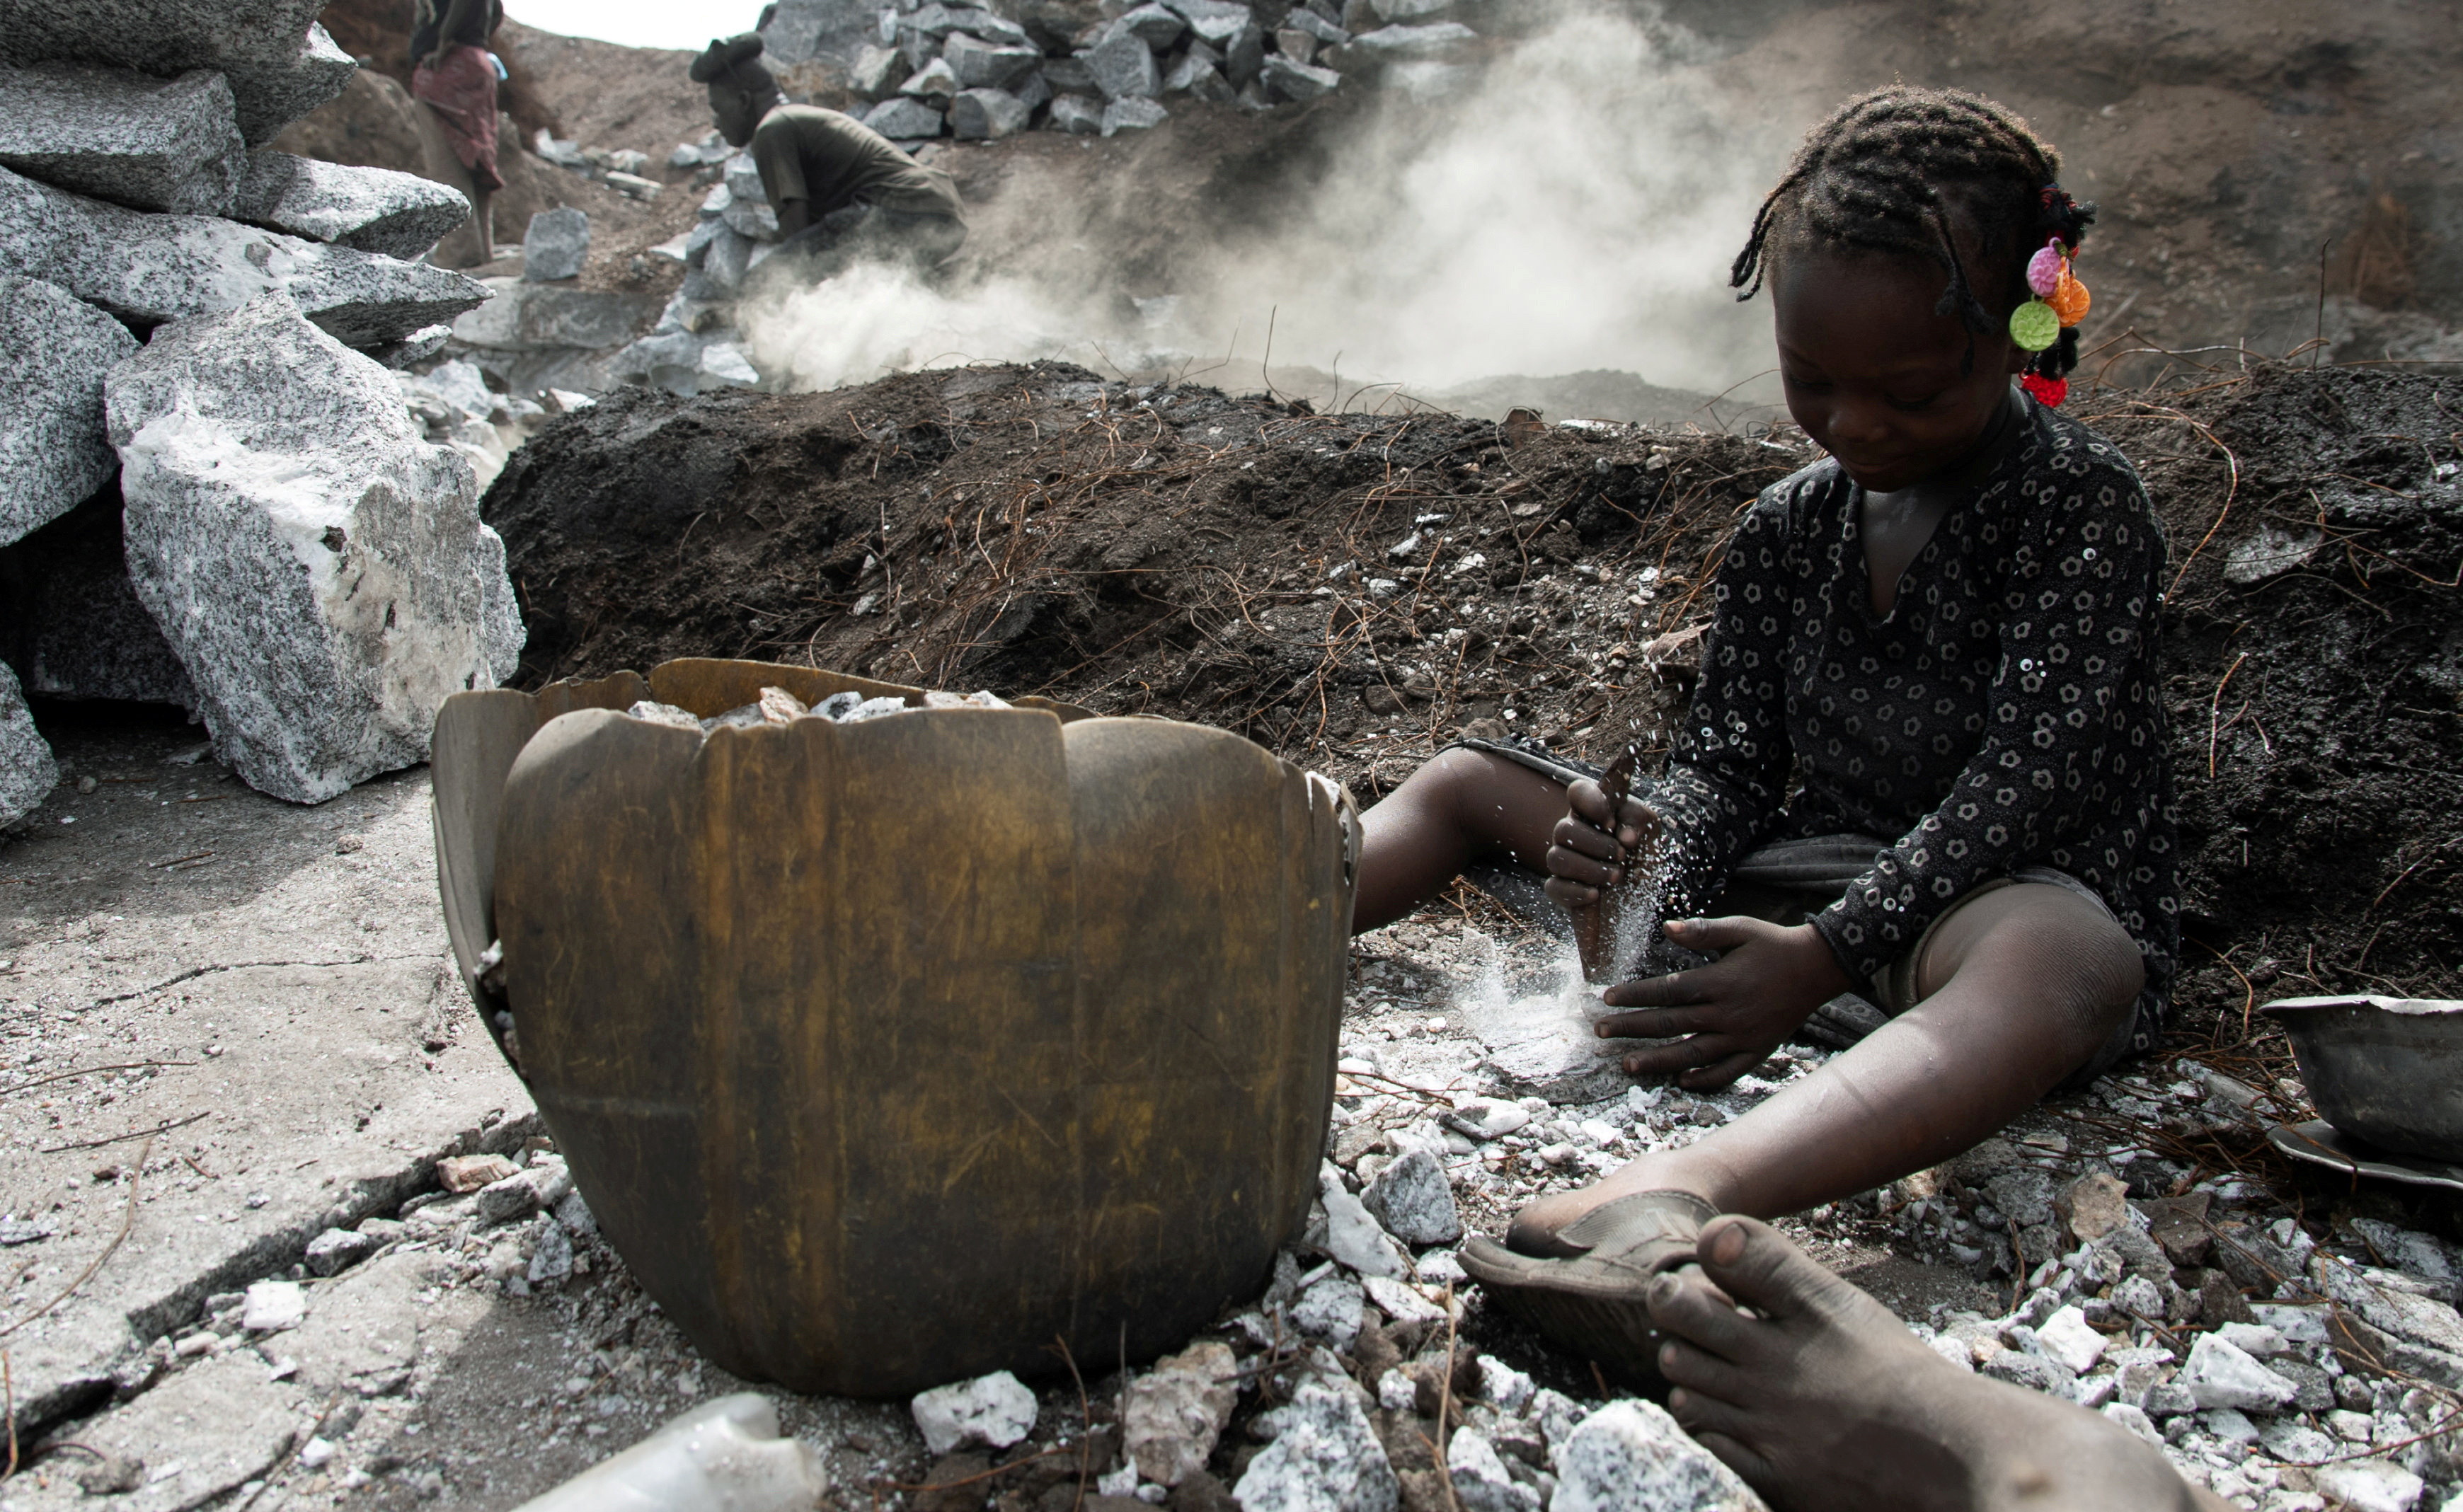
[1643,488,1804,912]
[1810,459,2166,985]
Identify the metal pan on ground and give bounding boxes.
[430,658,1358,1398]
[2258,995,2463,1163]
[2266,1119,2463,1194]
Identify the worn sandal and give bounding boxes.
[1459,1189,1719,1392]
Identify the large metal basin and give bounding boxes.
[431,659,1357,1396]
[2260,995,2463,1162]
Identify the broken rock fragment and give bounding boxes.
[1550,1400,1764,1511]
[1125,1339,1238,1487]
[229,151,471,260]
[912,1369,1038,1457]
[0,164,488,347]
[1360,1147,1461,1245]
[0,0,349,144]
[0,270,137,545]
[0,661,59,828]
[436,1152,520,1193]
[217,23,357,145]
[0,62,245,214]
[523,206,590,282]
[105,294,523,802]
[1235,1370,1399,1512]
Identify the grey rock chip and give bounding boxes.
[1048,93,1104,134]
[1102,96,1171,134]
[230,151,470,260]
[0,270,136,546]
[0,661,57,829]
[1084,30,1161,98]
[1282,7,1348,43]
[0,0,351,144]
[1113,4,1188,47]
[1263,54,1342,100]
[943,32,1043,88]
[2178,1332,2298,1413]
[863,95,947,141]
[106,294,521,803]
[367,323,452,369]
[0,487,198,708]
[219,23,357,144]
[1166,54,1234,99]
[1166,0,1260,42]
[1551,1400,1761,1511]
[1292,1269,1364,1349]
[1237,1373,1399,1512]
[1980,1348,2075,1397]
[1043,55,1098,91]
[1341,21,1472,58]
[0,63,244,214]
[912,1369,1038,1457]
[1984,1167,2056,1228]
[303,1226,375,1276]
[1360,1148,1462,1245]
[1126,1340,1238,1487]
[1014,69,1053,112]
[900,56,963,102]
[527,1213,573,1283]
[0,164,487,347]
[522,206,590,282]
[1316,1165,1406,1278]
[849,42,905,98]
[1447,1428,1539,1512]
[759,0,892,66]
[1224,21,1266,85]
[950,87,1033,139]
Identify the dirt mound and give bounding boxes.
[486,361,2463,1063]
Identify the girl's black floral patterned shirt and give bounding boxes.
[1652,396,2178,1030]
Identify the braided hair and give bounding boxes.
[1731,87,2096,389]
[690,33,776,96]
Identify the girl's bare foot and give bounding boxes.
[1646,1216,2229,1512]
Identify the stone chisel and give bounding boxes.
[1571,743,1642,986]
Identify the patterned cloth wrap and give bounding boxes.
[413,43,504,192]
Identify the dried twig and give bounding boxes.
[0,1135,154,1341]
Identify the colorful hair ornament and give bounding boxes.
[2009,298,2060,352]
[2019,372,2068,408]
[2049,269,2091,326]
[2026,238,2066,297]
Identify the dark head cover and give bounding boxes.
[691,33,774,91]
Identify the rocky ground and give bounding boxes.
[7,357,2462,1511]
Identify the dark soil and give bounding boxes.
[483,362,2463,1075]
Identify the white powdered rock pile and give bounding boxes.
[0,0,515,823]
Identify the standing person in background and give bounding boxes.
[691,35,968,279]
[411,0,506,268]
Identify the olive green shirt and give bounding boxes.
[748,105,965,224]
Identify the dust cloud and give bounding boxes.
[740,3,1791,415]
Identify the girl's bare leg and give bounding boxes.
[1510,882,2142,1251]
[1352,749,1573,933]
[412,103,491,268]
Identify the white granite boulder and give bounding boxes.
[105,294,522,803]
[229,152,470,260]
[0,661,58,829]
[0,164,487,347]
[0,63,246,214]
[0,1,352,146]
[0,270,139,546]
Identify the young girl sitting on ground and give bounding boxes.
[1350,86,2176,1375]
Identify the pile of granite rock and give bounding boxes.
[0,0,524,824]
[766,0,1486,145]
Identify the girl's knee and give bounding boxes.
[1923,884,2144,1017]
